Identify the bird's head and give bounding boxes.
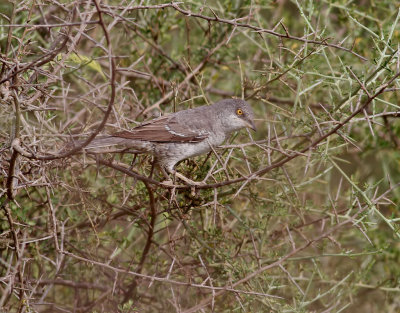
[216,99,256,133]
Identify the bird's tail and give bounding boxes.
[66,136,130,151]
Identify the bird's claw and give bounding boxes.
[173,172,205,187]
[160,179,177,187]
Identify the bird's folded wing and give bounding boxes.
[112,116,208,143]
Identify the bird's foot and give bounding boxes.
[162,166,204,187]
[161,179,173,185]
[160,179,177,187]
[173,171,204,186]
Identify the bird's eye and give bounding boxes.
[236,109,243,115]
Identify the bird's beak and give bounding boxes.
[246,120,257,131]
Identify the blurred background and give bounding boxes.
[1,0,400,312]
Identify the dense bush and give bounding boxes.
[1,1,400,312]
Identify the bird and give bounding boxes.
[73,98,256,185]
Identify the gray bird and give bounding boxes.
[76,98,256,185]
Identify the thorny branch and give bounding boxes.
[1,1,400,312]
[98,1,367,61]
[45,70,398,192]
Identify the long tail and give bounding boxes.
[67,136,129,150]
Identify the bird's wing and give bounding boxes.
[111,115,209,143]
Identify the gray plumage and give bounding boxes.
[75,98,256,173]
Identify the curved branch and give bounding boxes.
[122,182,157,303]
[72,71,400,192]
[14,0,116,161]
[49,0,117,159]
[169,3,367,61]
[0,17,72,85]
[98,2,367,61]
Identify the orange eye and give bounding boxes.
[236,109,243,115]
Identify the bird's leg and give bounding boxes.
[157,163,203,187]
[149,157,156,178]
[159,165,176,186]
[165,167,204,187]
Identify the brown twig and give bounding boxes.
[98,2,367,61]
[122,181,157,303]
[0,199,26,311]
[0,0,16,78]
[141,36,229,115]
[181,205,367,313]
